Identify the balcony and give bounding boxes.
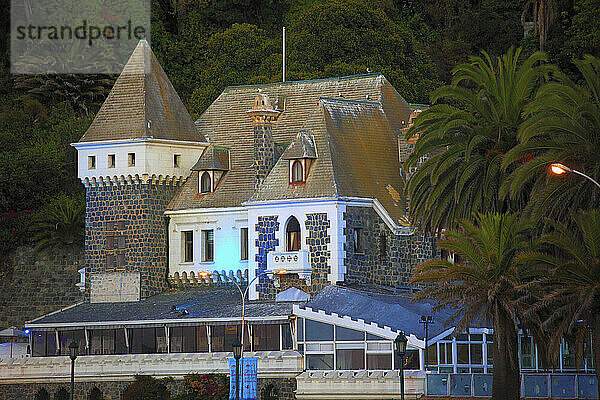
[267,250,312,285]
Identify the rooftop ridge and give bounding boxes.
[223,72,383,92]
[319,97,382,106]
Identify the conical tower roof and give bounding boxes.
[79,39,204,143]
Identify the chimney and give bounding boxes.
[247,93,281,189]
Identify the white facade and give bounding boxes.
[72,138,207,184]
[166,207,249,278]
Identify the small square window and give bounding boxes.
[88,155,96,169]
[128,153,136,167]
[117,253,126,268]
[174,154,181,168]
[108,154,115,168]
[106,254,115,269]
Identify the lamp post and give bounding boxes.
[200,268,286,399]
[394,332,408,400]
[550,163,600,189]
[232,338,242,400]
[68,340,78,400]
[420,316,433,370]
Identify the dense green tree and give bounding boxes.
[30,194,85,250]
[519,209,600,396]
[503,55,600,224]
[411,212,534,400]
[405,47,552,234]
[189,23,279,116]
[286,0,440,102]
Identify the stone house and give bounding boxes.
[0,40,596,400]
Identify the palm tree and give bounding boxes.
[521,0,556,52]
[411,212,534,400]
[404,47,553,234]
[519,209,600,396]
[503,55,600,225]
[30,194,85,250]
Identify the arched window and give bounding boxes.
[286,216,301,251]
[200,172,211,193]
[291,160,303,183]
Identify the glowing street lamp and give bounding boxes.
[550,163,600,189]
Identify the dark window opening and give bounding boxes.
[202,229,214,262]
[336,348,365,370]
[286,216,301,251]
[379,233,387,260]
[367,354,392,370]
[88,155,96,169]
[128,153,135,167]
[174,154,181,168]
[291,160,303,183]
[241,227,248,261]
[59,330,85,356]
[253,324,280,351]
[183,231,193,262]
[200,172,211,193]
[353,228,363,253]
[108,154,115,168]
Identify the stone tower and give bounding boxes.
[72,40,207,302]
[246,93,281,189]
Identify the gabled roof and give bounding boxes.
[281,131,317,159]
[191,145,230,171]
[79,40,204,143]
[250,98,405,222]
[168,73,411,211]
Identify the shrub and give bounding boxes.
[122,375,171,400]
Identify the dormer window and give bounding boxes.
[291,160,303,183]
[200,171,212,193]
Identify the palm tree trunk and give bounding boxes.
[593,315,600,399]
[492,311,521,400]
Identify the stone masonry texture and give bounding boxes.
[343,206,436,287]
[0,246,83,328]
[254,125,276,190]
[0,377,295,400]
[85,182,179,299]
[256,213,331,300]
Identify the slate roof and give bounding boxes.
[301,286,490,340]
[191,145,230,171]
[281,131,317,159]
[250,98,405,221]
[26,286,299,328]
[79,40,205,143]
[168,73,411,211]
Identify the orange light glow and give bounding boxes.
[199,271,212,278]
[277,269,287,275]
[550,164,568,175]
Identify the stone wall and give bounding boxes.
[0,377,295,400]
[255,213,332,300]
[253,124,276,190]
[0,247,83,328]
[255,215,280,299]
[343,206,435,287]
[85,181,179,300]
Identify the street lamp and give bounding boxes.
[550,163,600,189]
[232,338,243,400]
[68,340,78,400]
[200,268,286,399]
[394,332,408,400]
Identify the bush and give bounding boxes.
[53,388,69,400]
[34,388,50,400]
[172,374,229,400]
[122,375,172,400]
